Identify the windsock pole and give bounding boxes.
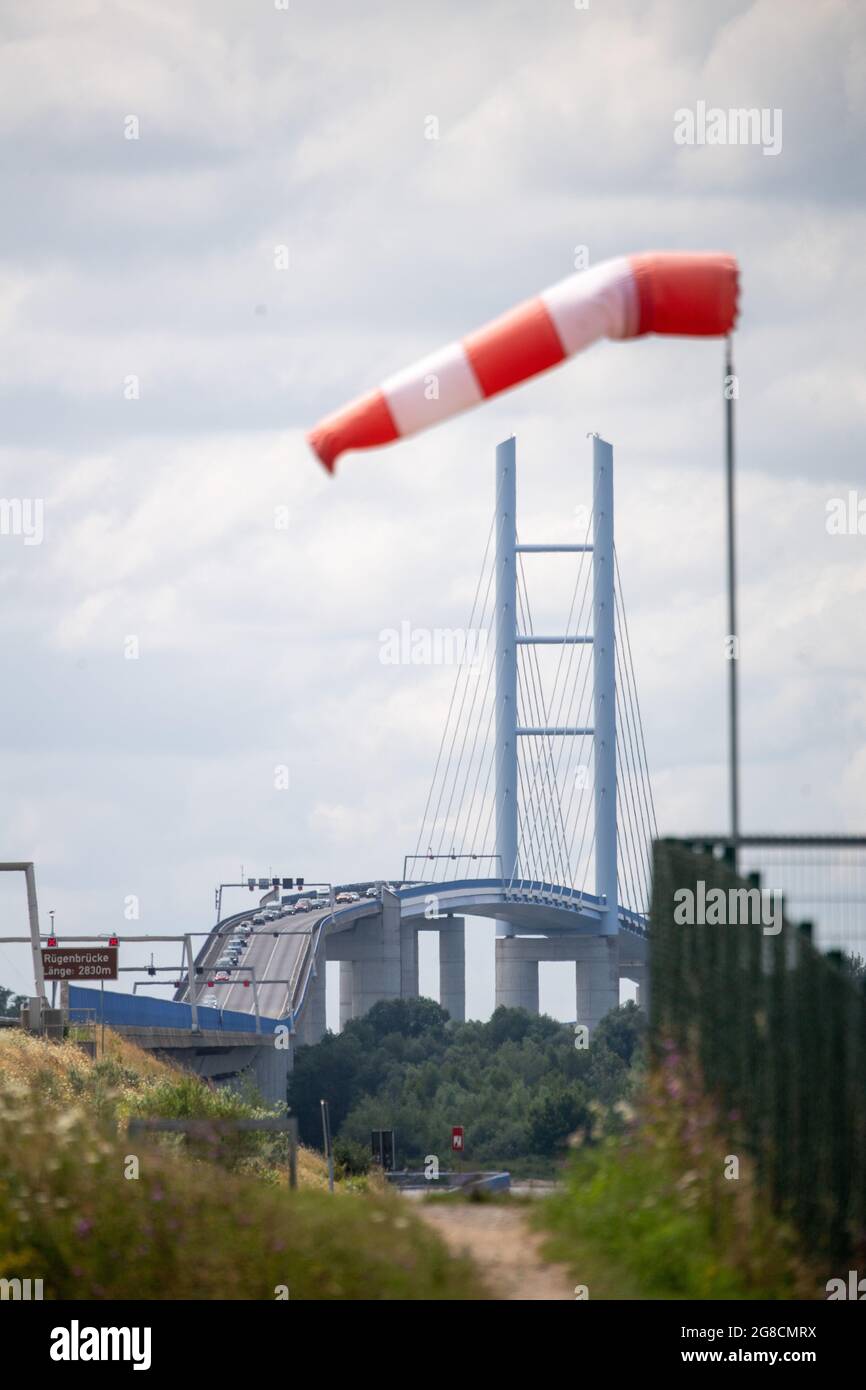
[725,336,740,872]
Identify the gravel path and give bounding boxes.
[418,1202,575,1301]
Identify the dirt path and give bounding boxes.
[418,1201,575,1300]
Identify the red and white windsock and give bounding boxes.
[308,250,739,473]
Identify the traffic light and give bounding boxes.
[47,936,57,947]
[281,878,292,888]
[108,935,119,947]
[248,879,256,891]
[296,877,304,890]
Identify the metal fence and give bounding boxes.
[675,835,866,958]
[651,838,866,1263]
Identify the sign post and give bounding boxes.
[371,1129,396,1172]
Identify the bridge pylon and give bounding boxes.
[494,434,619,1021]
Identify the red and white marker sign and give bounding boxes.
[451,1126,464,1153]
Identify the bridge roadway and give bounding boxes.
[180,891,381,1022]
[180,880,647,1028]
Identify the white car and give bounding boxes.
[202,993,218,1008]
[214,971,230,982]
[365,886,378,897]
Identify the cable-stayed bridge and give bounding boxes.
[195,435,653,1038]
[74,435,656,1096]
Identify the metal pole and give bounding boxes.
[185,934,199,1031]
[24,863,46,1002]
[592,436,618,935]
[495,436,519,936]
[251,970,261,1034]
[321,1099,334,1193]
[725,337,740,873]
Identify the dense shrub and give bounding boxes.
[290,999,645,1170]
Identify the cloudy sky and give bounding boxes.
[1,0,864,1022]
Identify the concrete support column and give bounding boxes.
[296,960,326,1046]
[439,917,465,1021]
[495,939,539,1013]
[622,963,649,1015]
[339,960,353,1031]
[251,1042,292,1105]
[347,903,402,1019]
[575,936,620,1035]
[400,919,419,999]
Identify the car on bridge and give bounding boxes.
[214,971,230,982]
[295,898,312,913]
[365,885,378,897]
[251,913,266,925]
[335,891,353,904]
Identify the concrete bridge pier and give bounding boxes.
[436,916,465,1021]
[339,960,353,1030]
[574,936,620,1034]
[495,939,540,1013]
[295,959,326,1046]
[620,960,650,1015]
[328,895,402,1027]
[495,933,620,1035]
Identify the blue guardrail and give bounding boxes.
[69,986,283,1035]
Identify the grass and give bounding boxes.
[535,1047,822,1301]
[0,1030,484,1299]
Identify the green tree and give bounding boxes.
[0,985,26,1019]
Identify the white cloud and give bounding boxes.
[1,0,864,1014]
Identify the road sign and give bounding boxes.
[41,947,118,981]
[371,1129,396,1172]
[451,1126,464,1153]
